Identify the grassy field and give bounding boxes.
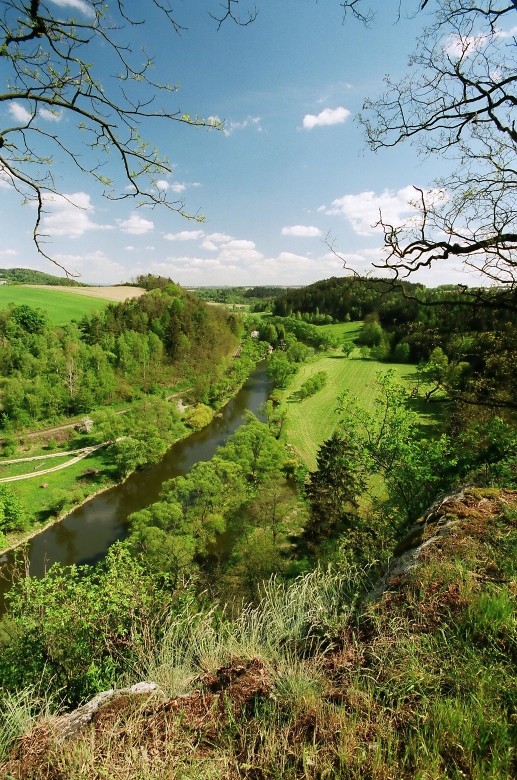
[318,320,363,343]
[0,286,112,324]
[0,285,146,324]
[281,354,424,470]
[1,448,117,549]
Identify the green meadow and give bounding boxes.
[279,324,426,470]
[0,286,110,324]
[284,357,421,470]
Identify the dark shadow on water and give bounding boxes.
[0,362,272,610]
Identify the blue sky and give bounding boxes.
[0,0,481,287]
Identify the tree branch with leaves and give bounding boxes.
[0,0,254,272]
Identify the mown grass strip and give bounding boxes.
[282,355,420,470]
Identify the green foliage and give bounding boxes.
[303,432,366,550]
[0,546,168,706]
[0,486,26,533]
[334,372,456,523]
[128,455,247,580]
[126,416,286,582]
[0,268,86,286]
[267,352,297,388]
[185,403,215,430]
[111,435,167,478]
[0,285,240,431]
[219,414,286,483]
[296,370,327,400]
[107,398,185,478]
[358,318,383,347]
[10,304,48,334]
[342,341,354,357]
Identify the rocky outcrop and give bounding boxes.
[51,682,163,743]
[370,487,516,599]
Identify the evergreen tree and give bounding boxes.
[303,432,366,548]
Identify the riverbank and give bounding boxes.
[0,358,269,560]
[0,481,117,558]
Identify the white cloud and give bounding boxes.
[0,248,18,257]
[41,192,112,237]
[206,232,233,243]
[164,230,205,241]
[445,25,517,59]
[276,251,314,265]
[201,232,234,250]
[39,108,63,122]
[49,0,95,17]
[208,115,262,137]
[303,106,351,129]
[218,239,264,263]
[496,25,517,40]
[326,186,421,236]
[8,102,33,123]
[200,240,218,251]
[117,212,154,235]
[9,101,64,124]
[281,225,322,237]
[225,116,262,136]
[444,32,487,58]
[52,250,125,284]
[156,179,188,194]
[0,168,13,189]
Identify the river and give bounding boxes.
[0,362,271,606]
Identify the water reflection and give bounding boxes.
[0,362,270,606]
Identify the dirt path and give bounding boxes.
[1,446,100,465]
[0,443,108,483]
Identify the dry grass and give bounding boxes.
[28,285,147,301]
[2,489,516,780]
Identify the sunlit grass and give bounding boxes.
[282,353,420,469]
[0,286,110,324]
[4,492,516,779]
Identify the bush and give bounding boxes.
[297,371,327,400]
[0,546,168,707]
[185,403,215,430]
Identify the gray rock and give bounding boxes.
[54,682,162,743]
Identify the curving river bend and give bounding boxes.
[0,362,271,606]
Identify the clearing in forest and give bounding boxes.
[283,355,422,470]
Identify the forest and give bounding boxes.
[0,266,517,776]
[0,0,515,770]
[0,269,515,777]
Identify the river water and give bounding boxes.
[0,362,271,605]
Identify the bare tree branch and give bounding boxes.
[0,0,248,273]
[357,1,517,302]
[209,0,258,30]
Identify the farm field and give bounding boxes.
[0,285,146,324]
[282,355,423,470]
